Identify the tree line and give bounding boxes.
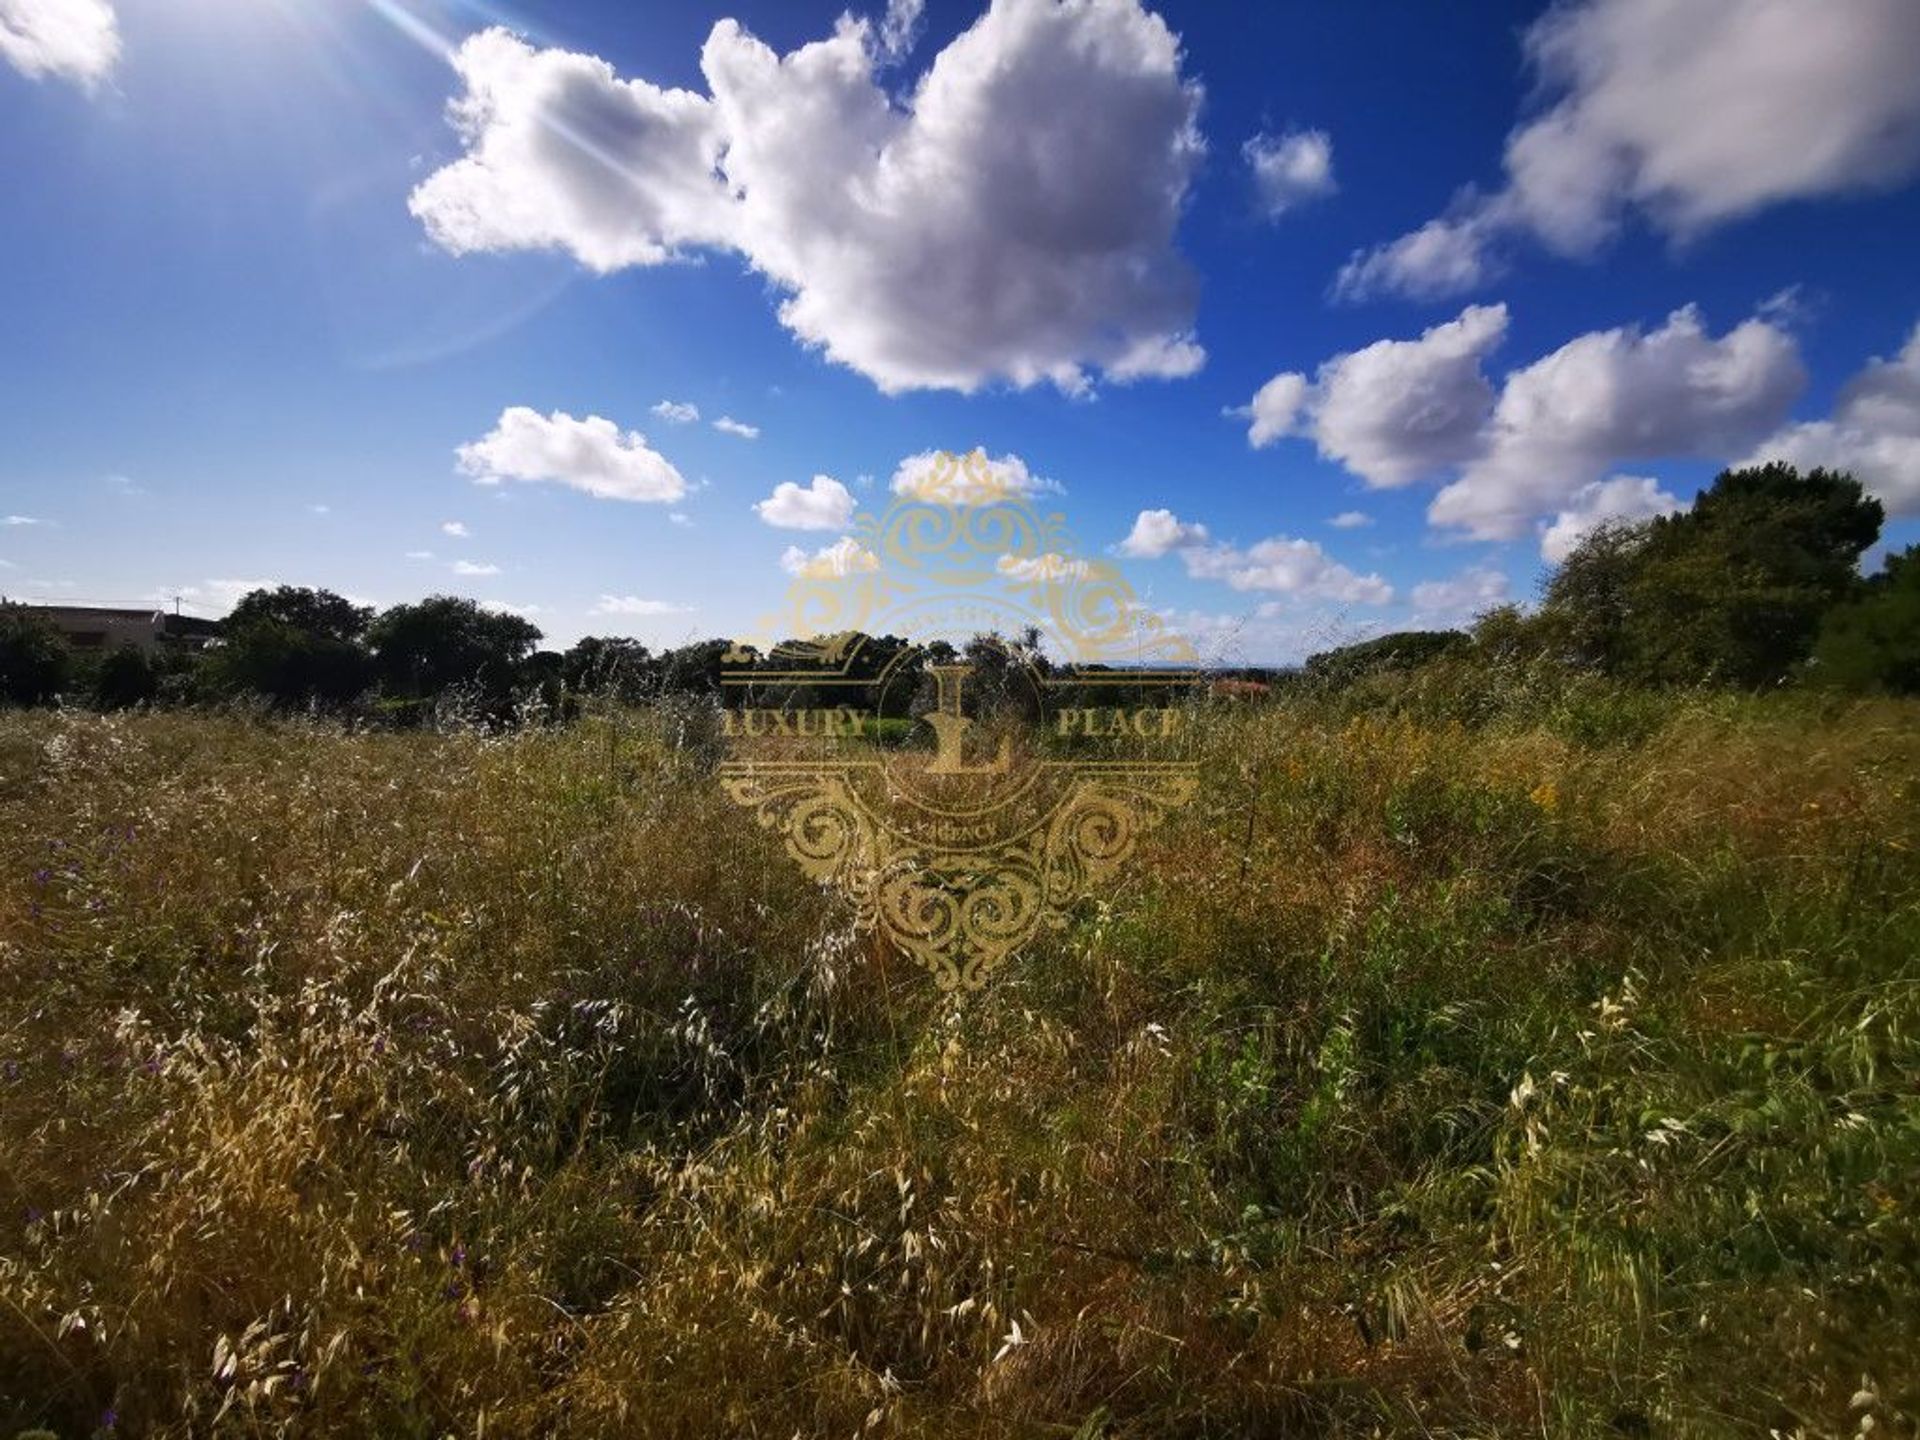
[1308,462,1917,694]
[2,464,1915,713]
[0,591,1190,719]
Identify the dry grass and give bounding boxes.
[2,692,1917,1437]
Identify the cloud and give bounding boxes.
[182,579,278,614]
[876,0,926,64]
[754,474,855,530]
[651,399,700,424]
[1741,321,1920,517]
[1244,303,1508,486]
[1431,305,1803,539]
[1182,535,1393,605]
[711,415,759,440]
[308,503,332,516]
[410,3,1205,394]
[1244,128,1335,218]
[1338,0,1920,300]
[1409,566,1510,626]
[780,536,881,579]
[889,448,1058,504]
[1328,510,1372,529]
[996,551,1092,583]
[452,560,501,576]
[408,28,732,271]
[442,520,471,537]
[593,594,691,615]
[1246,303,1802,543]
[1756,284,1813,327]
[1540,474,1682,563]
[1116,507,1209,558]
[3,515,45,526]
[0,0,120,90]
[405,550,436,560]
[1334,208,1502,302]
[456,406,688,503]
[482,600,543,617]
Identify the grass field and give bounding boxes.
[3,686,1918,1437]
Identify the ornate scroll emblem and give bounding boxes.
[719,449,1200,990]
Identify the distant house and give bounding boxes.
[22,605,220,655]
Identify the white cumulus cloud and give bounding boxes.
[409,2,1206,394]
[1116,508,1209,558]
[1244,127,1335,218]
[651,399,700,424]
[1338,0,1920,300]
[1328,510,1372,529]
[1335,208,1503,302]
[1540,475,1682,563]
[442,520,470,537]
[755,474,855,530]
[456,406,688,503]
[996,551,1093,583]
[1182,535,1393,605]
[452,560,501,576]
[1246,303,1805,544]
[593,594,691,615]
[889,448,1058,504]
[1431,306,1803,539]
[1741,321,1920,517]
[1409,566,1510,627]
[1244,303,1508,486]
[712,415,759,440]
[0,0,119,89]
[780,536,881,579]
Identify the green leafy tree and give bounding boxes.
[1622,464,1881,687]
[907,630,1048,726]
[1537,464,1883,688]
[1810,544,1920,693]
[92,646,158,710]
[1306,630,1469,686]
[0,605,71,705]
[563,636,657,702]
[1534,521,1652,672]
[225,586,370,643]
[367,596,542,701]
[211,586,374,708]
[656,638,731,698]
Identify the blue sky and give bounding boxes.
[4,0,1919,660]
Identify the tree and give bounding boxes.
[366,596,542,701]
[656,638,730,698]
[1621,464,1881,687]
[1534,464,1884,688]
[211,586,373,708]
[1306,630,1470,686]
[0,605,71,705]
[563,636,657,702]
[1534,521,1651,673]
[92,646,158,710]
[1810,545,1920,693]
[225,586,370,644]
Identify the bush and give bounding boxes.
[0,606,70,706]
